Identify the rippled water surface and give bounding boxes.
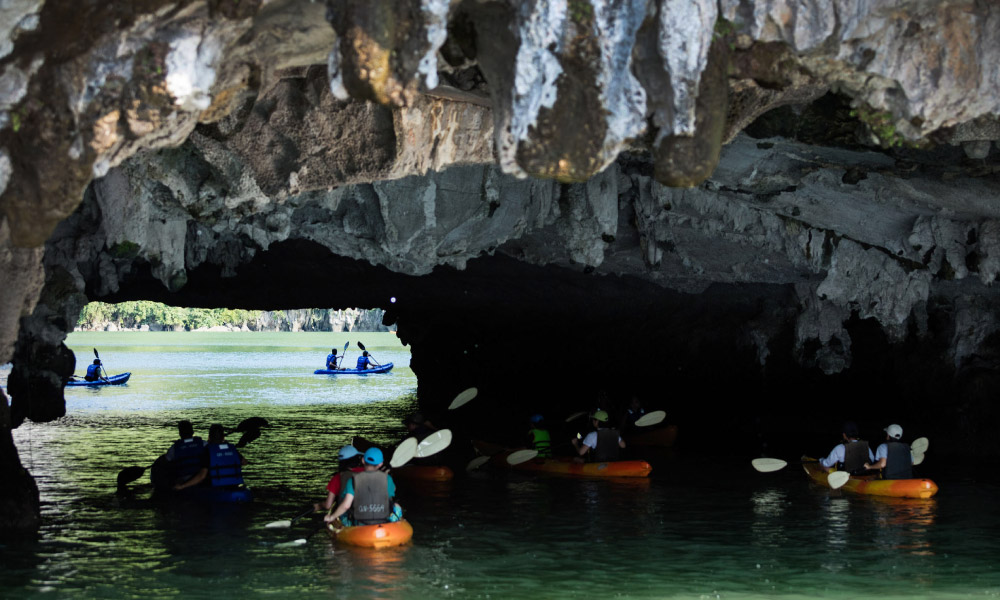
[2,332,999,599]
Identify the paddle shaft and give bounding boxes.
[93,348,110,380]
[356,341,381,366]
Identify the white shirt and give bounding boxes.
[581,429,622,449]
[875,442,913,463]
[819,442,874,468]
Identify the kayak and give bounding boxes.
[391,464,454,482]
[473,441,652,478]
[802,456,938,499]
[67,372,131,387]
[625,424,678,448]
[329,519,413,548]
[513,456,652,478]
[314,362,394,375]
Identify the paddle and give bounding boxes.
[911,437,929,455]
[415,430,452,458]
[235,428,261,448]
[506,449,539,465]
[93,348,110,382]
[912,451,925,466]
[337,341,349,368]
[466,455,491,471]
[751,458,848,489]
[264,506,316,529]
[633,410,666,427]
[448,388,478,410]
[356,341,381,367]
[565,411,588,423]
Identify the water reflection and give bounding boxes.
[869,497,937,557]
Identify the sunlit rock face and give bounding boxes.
[2,0,1000,532]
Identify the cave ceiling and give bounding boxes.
[0,0,999,442]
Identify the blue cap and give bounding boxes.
[364,447,384,465]
[338,445,359,460]
[529,414,544,424]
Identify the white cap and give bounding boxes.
[885,424,903,440]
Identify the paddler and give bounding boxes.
[619,396,646,436]
[402,412,436,441]
[863,423,914,479]
[84,358,106,382]
[173,424,248,490]
[571,410,625,462]
[324,448,403,527]
[163,420,207,486]
[527,415,552,458]
[315,445,365,512]
[355,350,373,370]
[819,421,874,475]
[326,348,341,370]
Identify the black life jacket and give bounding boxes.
[170,437,205,481]
[207,443,244,487]
[351,471,391,525]
[592,428,621,462]
[841,440,870,474]
[884,441,913,480]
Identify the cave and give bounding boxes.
[2,0,1000,539]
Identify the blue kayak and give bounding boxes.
[67,372,131,387]
[314,362,394,375]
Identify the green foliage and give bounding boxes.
[849,106,911,148]
[109,240,141,259]
[76,301,262,330]
[568,0,593,24]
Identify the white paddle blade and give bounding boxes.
[415,429,453,458]
[565,411,588,423]
[633,410,666,427]
[506,449,538,465]
[448,387,478,410]
[275,539,307,548]
[264,520,292,529]
[910,437,929,455]
[827,471,850,489]
[912,450,925,466]
[751,458,788,473]
[466,456,491,471]
[390,437,419,468]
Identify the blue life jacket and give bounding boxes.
[207,443,244,487]
[356,356,369,369]
[326,354,336,369]
[85,364,101,380]
[169,437,205,481]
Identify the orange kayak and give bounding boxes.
[391,464,454,482]
[513,456,652,478]
[329,519,413,548]
[802,456,938,499]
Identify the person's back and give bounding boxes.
[592,428,622,462]
[326,349,338,370]
[841,439,870,474]
[356,352,370,370]
[883,441,913,479]
[350,470,392,525]
[527,415,552,458]
[165,420,206,483]
[205,424,244,487]
[85,360,102,381]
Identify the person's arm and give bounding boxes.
[818,444,843,468]
[866,457,887,470]
[324,493,354,522]
[175,467,207,490]
[316,491,336,512]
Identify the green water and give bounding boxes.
[2,332,999,599]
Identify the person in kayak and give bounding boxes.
[619,396,646,436]
[173,424,248,490]
[402,412,436,441]
[315,445,365,512]
[527,414,552,458]
[326,348,341,370]
[164,420,207,485]
[863,423,914,479]
[84,359,106,382]
[819,421,874,475]
[355,350,374,370]
[324,448,403,527]
[571,410,625,462]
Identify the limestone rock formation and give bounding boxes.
[1,0,999,533]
